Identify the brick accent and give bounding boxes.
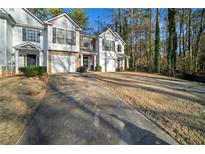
[80,35,95,51]
[1,66,7,76]
[0,66,17,76]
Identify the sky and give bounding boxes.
[62,8,113,32]
[61,8,200,34]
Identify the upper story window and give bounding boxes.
[22,28,40,43]
[91,39,95,51]
[53,27,76,45]
[82,38,90,48]
[103,40,115,51]
[117,45,122,52]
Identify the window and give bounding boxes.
[52,27,76,45]
[56,28,64,44]
[65,30,76,45]
[53,28,56,43]
[82,38,89,48]
[103,40,115,51]
[22,28,40,43]
[91,39,95,50]
[117,45,122,52]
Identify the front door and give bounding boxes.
[27,54,37,66]
[83,56,89,69]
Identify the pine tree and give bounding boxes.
[154,8,160,73]
[172,10,177,74]
[193,9,205,72]
[149,9,153,68]
[122,16,129,42]
[29,8,62,20]
[70,9,88,28]
[167,8,177,75]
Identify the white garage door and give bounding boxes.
[106,58,116,72]
[51,55,76,73]
[69,55,76,72]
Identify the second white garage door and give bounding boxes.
[51,55,76,73]
[106,58,116,72]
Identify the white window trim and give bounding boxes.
[23,28,40,43]
[53,27,76,45]
[103,40,115,51]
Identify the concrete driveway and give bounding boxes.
[17,73,178,145]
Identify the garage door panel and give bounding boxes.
[69,55,76,72]
[106,58,116,72]
[51,54,76,73]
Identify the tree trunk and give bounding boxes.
[149,9,153,69]
[130,9,135,69]
[179,9,184,56]
[172,13,177,75]
[193,9,205,72]
[188,8,192,53]
[167,8,177,75]
[167,9,173,74]
[188,8,192,71]
[154,8,160,73]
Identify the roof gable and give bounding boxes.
[23,9,44,25]
[99,28,118,40]
[0,8,16,25]
[99,28,125,44]
[13,42,42,50]
[0,8,8,14]
[2,8,44,28]
[46,13,82,30]
[114,32,125,44]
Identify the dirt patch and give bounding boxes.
[88,72,205,144]
[0,75,48,144]
[25,91,41,96]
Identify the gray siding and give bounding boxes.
[0,19,7,66]
[7,23,13,72]
[3,8,44,28]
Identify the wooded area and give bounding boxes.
[112,8,205,80]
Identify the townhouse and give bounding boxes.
[0,8,129,76]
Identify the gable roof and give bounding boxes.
[98,28,116,38]
[0,8,7,14]
[46,13,82,30]
[23,8,45,25]
[1,8,45,26]
[22,8,45,25]
[98,28,125,44]
[13,42,42,51]
[114,32,125,44]
[0,8,16,25]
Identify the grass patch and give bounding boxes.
[91,72,205,144]
[0,76,47,144]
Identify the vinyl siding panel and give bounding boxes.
[47,16,80,52]
[0,19,7,66]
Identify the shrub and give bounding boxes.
[78,66,87,73]
[127,68,135,72]
[135,65,149,72]
[19,66,47,77]
[116,67,123,72]
[95,65,102,72]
